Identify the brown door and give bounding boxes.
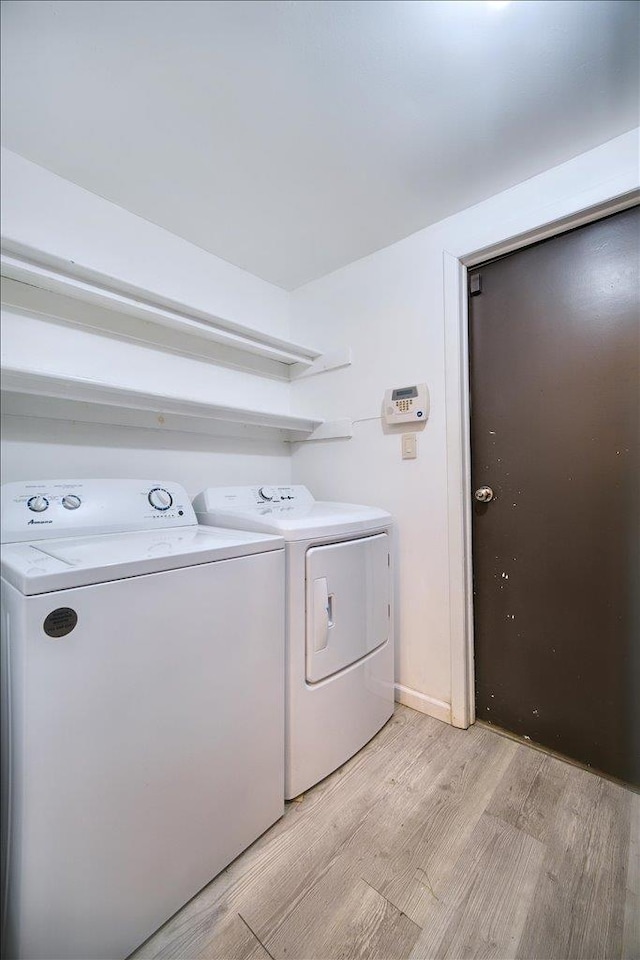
[469,206,639,785]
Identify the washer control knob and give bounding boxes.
[258,486,276,501]
[27,496,49,513]
[148,487,173,511]
[62,495,82,510]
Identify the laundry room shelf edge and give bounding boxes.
[0,365,340,440]
[0,239,332,374]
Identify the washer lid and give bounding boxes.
[1,526,284,595]
[196,500,392,541]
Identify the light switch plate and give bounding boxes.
[402,433,417,459]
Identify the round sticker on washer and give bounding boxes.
[43,608,78,638]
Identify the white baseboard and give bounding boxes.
[394,684,452,725]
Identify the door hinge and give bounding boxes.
[469,272,482,296]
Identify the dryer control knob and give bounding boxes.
[62,495,82,510]
[258,486,276,501]
[27,496,49,513]
[148,487,173,511]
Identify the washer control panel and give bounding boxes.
[1,479,196,543]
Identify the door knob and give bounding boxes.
[474,486,494,503]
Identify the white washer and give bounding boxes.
[193,485,394,799]
[1,479,285,960]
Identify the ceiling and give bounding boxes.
[1,1,638,290]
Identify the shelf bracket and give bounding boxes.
[289,347,352,380]
[287,419,353,443]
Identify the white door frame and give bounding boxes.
[443,189,639,730]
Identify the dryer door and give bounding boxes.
[305,533,390,683]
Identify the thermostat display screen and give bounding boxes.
[392,386,418,400]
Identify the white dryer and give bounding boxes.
[193,485,394,799]
[0,479,285,960]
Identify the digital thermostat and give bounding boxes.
[383,383,430,424]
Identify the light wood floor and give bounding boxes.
[132,706,639,960]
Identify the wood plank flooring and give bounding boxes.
[131,706,639,960]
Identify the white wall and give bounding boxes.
[290,129,639,722]
[0,416,291,499]
[0,149,295,495]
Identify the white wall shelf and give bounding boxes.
[1,241,353,442]
[1,366,353,442]
[1,238,325,372]
[0,366,330,440]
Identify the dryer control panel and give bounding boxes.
[195,485,316,513]
[1,479,197,543]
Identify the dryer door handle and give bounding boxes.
[312,577,330,652]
